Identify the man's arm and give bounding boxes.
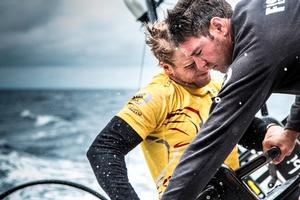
[263,127,299,164]
[262,96,300,163]
[87,116,142,200]
[240,117,282,151]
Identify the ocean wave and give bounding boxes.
[2,90,157,200]
[0,147,157,200]
[0,150,106,200]
[20,109,63,127]
[35,115,60,127]
[20,109,35,119]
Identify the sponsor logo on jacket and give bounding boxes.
[131,92,152,105]
[265,0,285,15]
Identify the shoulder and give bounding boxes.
[122,72,174,112]
[144,72,175,99]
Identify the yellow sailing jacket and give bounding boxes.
[117,72,239,197]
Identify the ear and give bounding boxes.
[160,62,174,76]
[209,17,229,36]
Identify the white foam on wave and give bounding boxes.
[0,146,157,200]
[35,115,60,127]
[0,151,107,200]
[2,152,88,181]
[7,189,102,200]
[20,109,64,127]
[20,109,35,119]
[126,147,157,200]
[33,131,48,139]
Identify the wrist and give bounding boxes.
[283,128,300,139]
[266,123,278,131]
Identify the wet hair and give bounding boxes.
[166,0,233,45]
[144,21,176,66]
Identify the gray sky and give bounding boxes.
[0,0,239,89]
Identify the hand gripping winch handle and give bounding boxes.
[235,146,281,179]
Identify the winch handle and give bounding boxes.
[235,146,281,179]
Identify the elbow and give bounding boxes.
[86,143,105,171]
[86,131,105,163]
[86,143,96,163]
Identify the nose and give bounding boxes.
[194,57,209,70]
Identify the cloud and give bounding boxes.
[0,0,147,67]
[0,0,240,88]
[0,0,61,33]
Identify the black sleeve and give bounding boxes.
[87,116,143,200]
[239,117,282,151]
[286,95,300,132]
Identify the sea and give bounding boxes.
[0,89,295,200]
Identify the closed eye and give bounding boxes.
[194,50,202,56]
[185,62,196,69]
[191,48,202,57]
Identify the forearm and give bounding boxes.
[87,116,143,200]
[283,129,300,140]
[240,117,282,151]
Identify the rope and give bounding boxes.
[0,179,109,200]
[137,42,146,90]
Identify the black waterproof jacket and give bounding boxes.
[162,0,300,199]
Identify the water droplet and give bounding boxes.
[244,53,248,56]
[215,97,221,103]
[296,56,299,59]
[239,101,242,105]
[284,67,287,71]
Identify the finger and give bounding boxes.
[272,157,281,164]
[262,141,271,153]
[274,150,287,164]
[286,142,296,156]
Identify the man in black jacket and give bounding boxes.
[162,0,300,199]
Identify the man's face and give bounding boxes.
[167,49,211,89]
[179,33,233,73]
